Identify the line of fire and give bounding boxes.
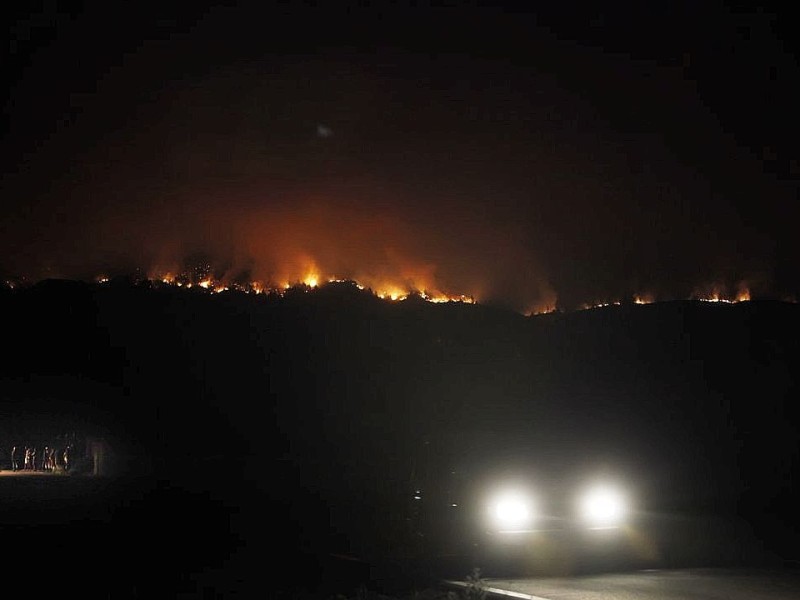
[1,267,777,317]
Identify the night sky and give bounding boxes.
[3,3,799,312]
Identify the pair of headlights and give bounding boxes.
[489,484,628,531]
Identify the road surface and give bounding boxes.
[447,568,800,600]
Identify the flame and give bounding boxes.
[86,262,482,308]
[689,281,754,304]
[580,300,621,311]
[417,290,475,304]
[526,300,557,316]
[692,283,726,303]
[30,264,775,315]
[701,294,729,303]
[377,287,407,301]
[293,257,321,288]
[147,267,177,285]
[735,286,751,303]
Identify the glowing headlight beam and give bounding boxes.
[488,491,535,531]
[579,485,627,529]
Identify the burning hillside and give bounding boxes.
[3,266,768,316]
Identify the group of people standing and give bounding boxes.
[10,444,71,472]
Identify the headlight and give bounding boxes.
[579,484,627,529]
[488,491,535,531]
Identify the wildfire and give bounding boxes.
[527,306,557,316]
[692,283,751,305]
[564,286,755,311]
[522,288,559,316]
[377,288,407,301]
[12,262,769,315]
[697,294,730,304]
[419,291,474,304]
[328,278,365,290]
[131,264,478,307]
[580,300,622,311]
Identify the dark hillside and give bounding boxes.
[1,281,798,595]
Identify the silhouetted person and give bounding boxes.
[24,446,32,470]
[11,445,19,471]
[48,447,56,471]
[63,446,70,472]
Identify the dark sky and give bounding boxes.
[2,2,799,311]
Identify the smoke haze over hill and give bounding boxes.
[3,4,799,311]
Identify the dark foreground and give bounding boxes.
[2,472,798,599]
[0,472,443,599]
